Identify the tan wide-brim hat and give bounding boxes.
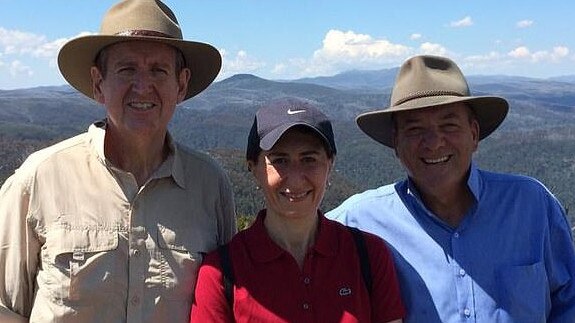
[356,55,509,148]
[58,0,221,101]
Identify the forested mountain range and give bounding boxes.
[1,69,574,226]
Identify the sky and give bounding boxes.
[1,0,574,90]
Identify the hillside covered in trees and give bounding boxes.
[1,70,574,227]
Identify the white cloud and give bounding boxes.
[550,46,569,60]
[315,30,410,60]
[9,60,33,77]
[305,29,411,75]
[508,46,569,62]
[450,16,473,28]
[516,20,534,28]
[410,33,422,40]
[265,30,413,79]
[464,51,503,63]
[0,27,46,55]
[267,57,319,79]
[271,63,287,75]
[508,46,531,58]
[460,52,505,73]
[266,30,457,79]
[31,37,69,59]
[0,28,94,74]
[0,28,92,57]
[219,49,266,78]
[419,42,448,56]
[455,45,573,76]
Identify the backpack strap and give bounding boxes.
[347,226,373,293]
[218,245,235,307]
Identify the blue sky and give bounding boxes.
[1,0,574,89]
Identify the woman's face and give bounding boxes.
[249,128,333,220]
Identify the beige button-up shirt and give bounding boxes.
[0,121,237,323]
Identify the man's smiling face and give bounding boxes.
[393,102,479,193]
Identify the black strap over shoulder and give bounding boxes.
[347,226,373,293]
[218,245,235,307]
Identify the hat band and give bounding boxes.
[115,30,177,39]
[394,90,464,106]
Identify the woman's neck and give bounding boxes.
[264,210,319,269]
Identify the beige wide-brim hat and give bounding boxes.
[58,0,221,101]
[356,55,509,148]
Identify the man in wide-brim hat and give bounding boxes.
[0,0,236,322]
[328,55,575,322]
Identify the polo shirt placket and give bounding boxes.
[301,252,315,322]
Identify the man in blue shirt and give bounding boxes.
[327,55,575,322]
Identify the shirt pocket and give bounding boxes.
[496,261,549,322]
[156,224,204,301]
[41,227,121,303]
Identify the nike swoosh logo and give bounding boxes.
[287,109,306,115]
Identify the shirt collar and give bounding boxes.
[244,209,338,263]
[401,162,481,229]
[88,119,107,163]
[312,212,339,257]
[87,119,185,189]
[153,133,186,189]
[405,162,480,203]
[467,162,481,202]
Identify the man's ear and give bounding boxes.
[471,118,480,150]
[90,66,105,104]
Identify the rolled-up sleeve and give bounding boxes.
[0,172,40,322]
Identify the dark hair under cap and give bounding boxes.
[246,98,336,162]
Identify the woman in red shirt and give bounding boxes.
[191,98,405,323]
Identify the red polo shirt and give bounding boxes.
[192,210,405,322]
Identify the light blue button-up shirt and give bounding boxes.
[327,164,575,322]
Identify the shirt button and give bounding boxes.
[131,296,140,305]
[302,303,310,310]
[303,277,311,285]
[459,269,466,277]
[454,232,460,238]
[132,249,140,257]
[463,308,471,317]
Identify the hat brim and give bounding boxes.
[58,35,222,101]
[356,95,509,148]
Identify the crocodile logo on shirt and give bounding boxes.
[339,287,352,296]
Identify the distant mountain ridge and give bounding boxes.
[292,68,399,90]
[1,69,574,221]
[549,75,575,83]
[2,69,574,139]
